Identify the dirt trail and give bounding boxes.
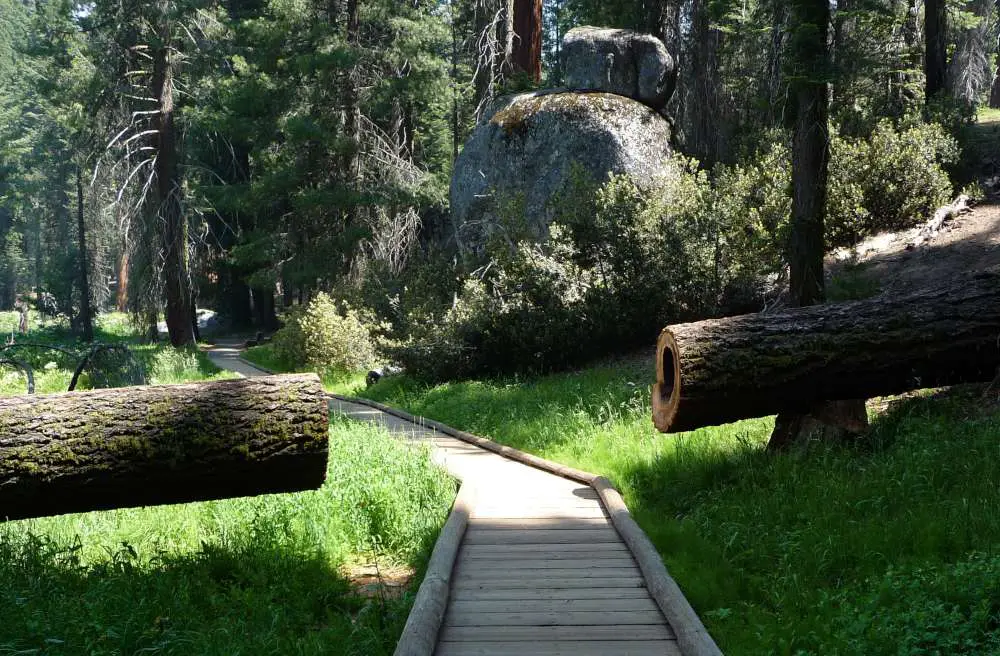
[827,202,1000,297]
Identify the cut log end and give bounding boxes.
[652,329,680,433]
[651,270,1000,434]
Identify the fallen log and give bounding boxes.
[1,374,329,521]
[653,270,1000,433]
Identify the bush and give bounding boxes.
[388,161,756,380]
[827,120,958,247]
[387,120,959,382]
[272,293,382,375]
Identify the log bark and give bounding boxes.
[0,374,328,521]
[653,270,1000,433]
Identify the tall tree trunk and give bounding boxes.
[503,0,515,72]
[511,0,542,82]
[151,26,194,347]
[75,165,93,342]
[251,286,278,331]
[925,0,948,102]
[687,0,725,164]
[451,0,460,161]
[116,248,129,312]
[770,0,868,451]
[343,0,361,183]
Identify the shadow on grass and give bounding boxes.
[615,383,1000,652]
[0,531,411,656]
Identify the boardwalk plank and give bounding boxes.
[470,508,609,519]
[459,542,628,556]
[464,528,621,545]
[436,640,680,655]
[449,587,653,602]
[456,557,636,570]
[446,597,658,613]
[457,566,640,580]
[445,609,666,627]
[452,577,646,590]
[467,517,611,530]
[438,625,675,642]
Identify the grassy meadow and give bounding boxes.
[0,312,457,655]
[361,356,1000,654]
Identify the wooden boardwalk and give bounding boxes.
[206,344,704,655]
[330,399,681,656]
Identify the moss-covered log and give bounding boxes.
[1,374,328,521]
[653,270,1000,433]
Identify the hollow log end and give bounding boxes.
[652,328,681,433]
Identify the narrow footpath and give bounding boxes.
[206,343,717,656]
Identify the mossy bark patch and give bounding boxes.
[0,374,329,520]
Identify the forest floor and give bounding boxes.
[827,109,1000,300]
[827,199,1000,300]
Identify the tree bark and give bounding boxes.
[116,248,130,312]
[75,165,93,342]
[787,0,830,308]
[343,0,361,183]
[151,28,195,348]
[925,0,948,102]
[769,0,868,449]
[251,285,279,331]
[991,70,1000,108]
[511,0,542,82]
[688,0,724,164]
[651,270,1000,433]
[0,374,329,521]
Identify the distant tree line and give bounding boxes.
[0,0,995,348]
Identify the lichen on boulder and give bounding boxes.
[450,91,674,254]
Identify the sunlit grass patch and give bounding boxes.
[0,312,236,396]
[243,343,367,396]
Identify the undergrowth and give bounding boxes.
[0,312,236,396]
[243,342,367,396]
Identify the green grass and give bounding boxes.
[243,343,367,395]
[1,312,457,653]
[0,417,456,655]
[0,311,237,396]
[827,262,882,302]
[362,358,1000,654]
[977,106,1000,124]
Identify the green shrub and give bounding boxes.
[272,293,382,375]
[828,120,958,247]
[388,162,744,380]
[388,120,959,381]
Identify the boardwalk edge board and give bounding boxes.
[393,483,477,656]
[592,476,723,656]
